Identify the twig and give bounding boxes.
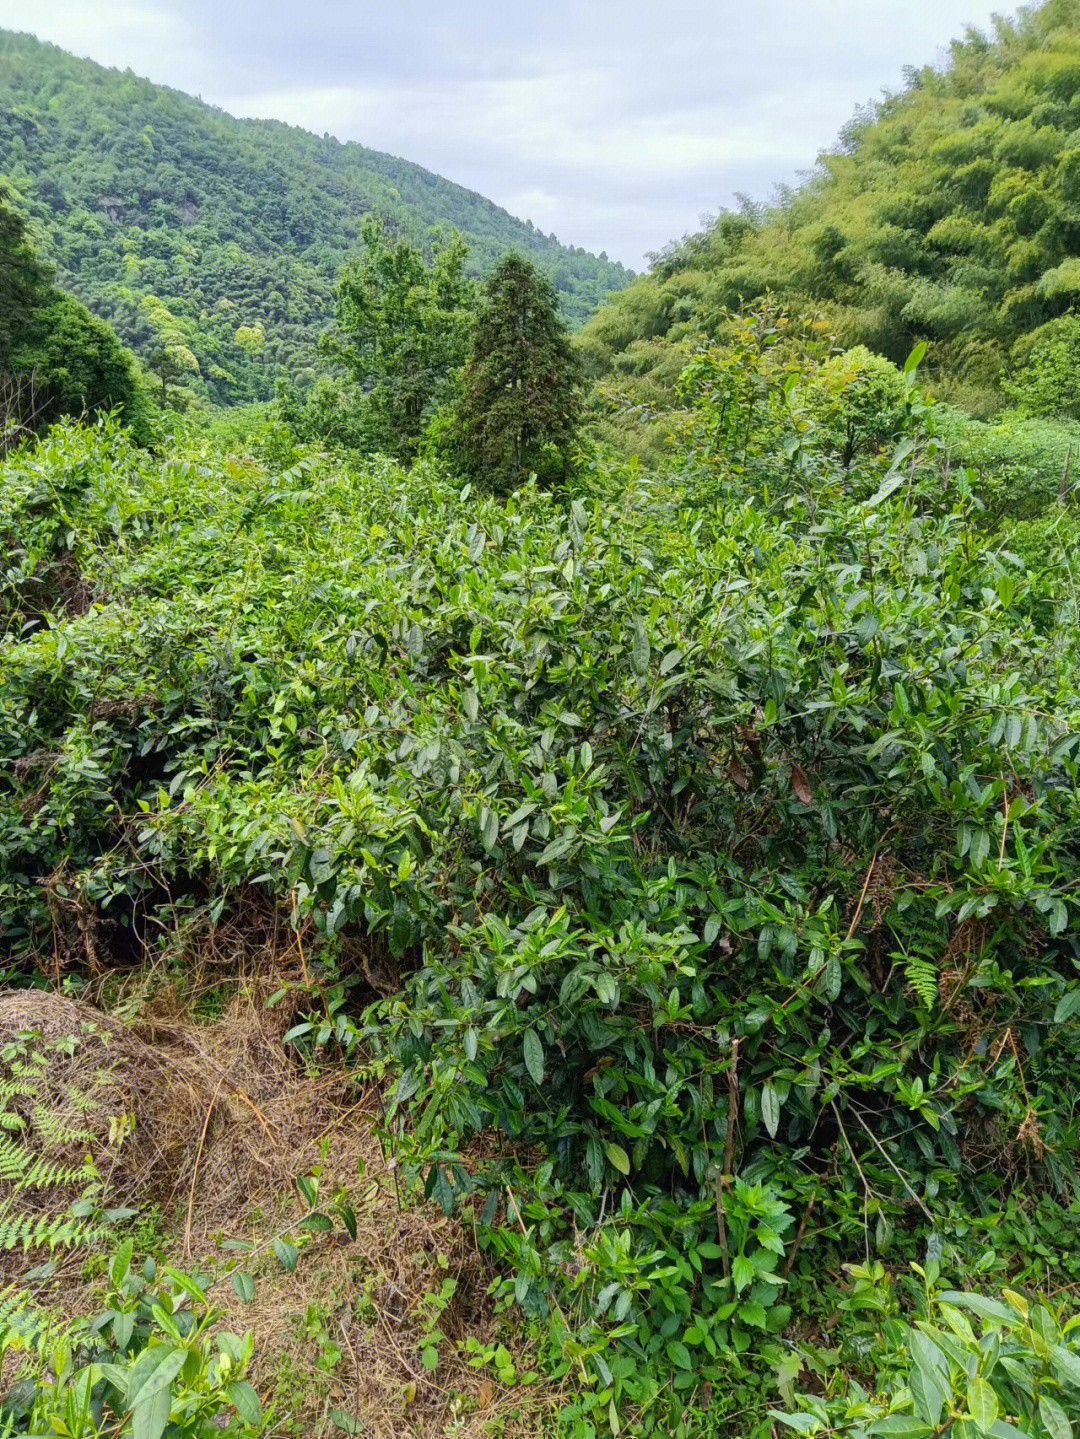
[339,1318,362,1434]
[717,1039,739,1279]
[373,1081,401,1211]
[999,784,1009,865]
[782,1191,816,1278]
[847,1104,938,1229]
[290,889,311,986]
[830,1099,874,1262]
[845,855,877,941]
[185,1073,227,1260]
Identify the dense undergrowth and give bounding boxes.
[2,324,1080,1436]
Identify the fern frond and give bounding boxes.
[905,956,939,1010]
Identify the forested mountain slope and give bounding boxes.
[0,30,630,403]
[582,0,1080,428]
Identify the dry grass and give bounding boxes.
[0,965,561,1438]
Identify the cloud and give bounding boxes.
[0,0,1007,267]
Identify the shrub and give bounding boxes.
[0,1245,262,1436]
[1,341,1079,1433]
[776,1263,1080,1439]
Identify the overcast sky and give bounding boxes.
[2,0,1008,269]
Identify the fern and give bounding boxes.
[905,955,939,1010]
[0,1212,102,1253]
[0,1035,104,1255]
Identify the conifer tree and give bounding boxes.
[455,254,580,489]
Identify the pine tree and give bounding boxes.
[455,254,580,489]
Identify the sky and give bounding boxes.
[0,0,1009,270]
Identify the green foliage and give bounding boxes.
[11,290,153,443]
[1,328,1079,1431]
[0,180,47,358]
[776,1262,1080,1439]
[317,216,476,458]
[933,405,1080,523]
[0,1028,117,1258]
[454,253,581,488]
[1005,314,1080,418]
[0,1249,263,1436]
[0,30,630,405]
[808,346,909,467]
[0,184,150,447]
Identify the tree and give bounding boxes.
[0,182,49,363]
[454,253,580,489]
[1,181,152,446]
[321,216,476,457]
[809,345,908,466]
[140,295,200,405]
[12,292,154,443]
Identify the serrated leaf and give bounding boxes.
[733,1253,755,1292]
[761,1082,781,1138]
[631,621,650,676]
[867,1420,933,1438]
[299,1212,334,1232]
[1040,1396,1072,1439]
[737,1299,768,1329]
[479,805,499,853]
[605,1142,630,1176]
[230,1271,255,1302]
[127,1345,185,1410]
[523,1029,544,1086]
[227,1380,262,1426]
[110,1238,133,1288]
[967,1376,998,1433]
[1051,1342,1080,1386]
[273,1237,298,1271]
[131,1385,172,1439]
[910,1363,945,1427]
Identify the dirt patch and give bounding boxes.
[0,981,555,1437]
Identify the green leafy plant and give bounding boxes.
[776,1263,1080,1439]
[0,1243,263,1437]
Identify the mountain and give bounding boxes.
[0,30,631,404]
[582,0,1080,439]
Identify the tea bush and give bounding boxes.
[1,335,1079,1432]
[776,1262,1080,1439]
[0,1244,262,1437]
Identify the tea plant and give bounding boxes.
[776,1263,1080,1439]
[0,1243,263,1437]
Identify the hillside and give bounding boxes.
[0,29,631,404]
[582,0,1080,440]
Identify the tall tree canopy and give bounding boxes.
[580,0,1080,444]
[320,217,476,457]
[0,181,48,360]
[0,29,630,406]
